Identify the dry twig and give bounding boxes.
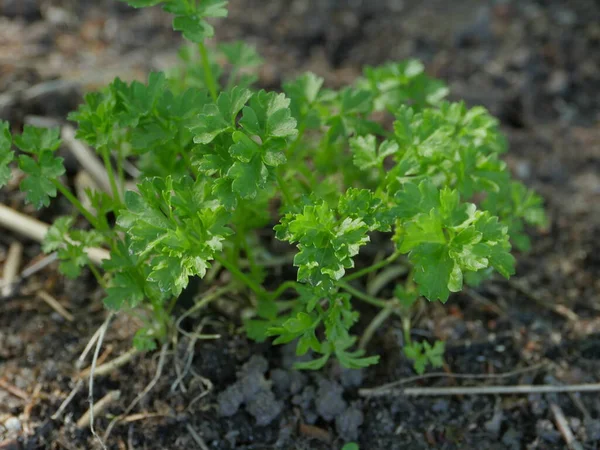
[0,378,29,401]
[0,204,109,264]
[549,402,584,450]
[361,382,600,398]
[103,343,169,441]
[359,363,547,396]
[1,242,22,297]
[79,347,141,379]
[76,390,121,429]
[62,125,113,194]
[37,290,74,322]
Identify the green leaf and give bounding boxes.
[172,15,214,42]
[411,243,455,302]
[338,188,395,232]
[104,271,145,309]
[293,352,330,370]
[220,41,262,68]
[118,176,231,298]
[240,90,298,140]
[118,0,162,7]
[13,126,61,154]
[192,87,253,144]
[404,340,445,375]
[0,121,13,187]
[18,153,65,209]
[227,156,268,199]
[350,135,397,171]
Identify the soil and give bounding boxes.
[1,0,600,449]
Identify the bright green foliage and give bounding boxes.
[404,340,445,375]
[0,121,13,187]
[0,0,547,375]
[359,60,449,111]
[14,126,65,208]
[394,181,514,302]
[117,176,231,299]
[483,181,547,251]
[119,0,228,42]
[276,201,370,291]
[191,88,297,203]
[43,216,105,278]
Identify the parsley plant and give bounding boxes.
[0,0,546,373]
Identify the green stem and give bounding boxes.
[88,262,106,289]
[52,180,100,229]
[101,148,122,207]
[239,232,261,282]
[337,280,389,309]
[181,150,196,179]
[344,251,401,282]
[215,254,267,298]
[286,122,306,159]
[269,280,301,301]
[198,42,218,102]
[276,172,296,210]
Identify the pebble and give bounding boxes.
[3,416,21,432]
[335,406,364,441]
[245,390,283,426]
[339,367,363,388]
[316,379,347,421]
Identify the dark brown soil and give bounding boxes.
[1,1,599,449]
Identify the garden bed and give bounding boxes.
[1,1,599,449]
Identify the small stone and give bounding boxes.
[288,371,307,395]
[239,355,269,376]
[217,383,244,417]
[270,369,291,396]
[238,371,269,402]
[340,367,363,388]
[4,416,21,432]
[335,406,364,441]
[316,380,347,421]
[245,390,283,426]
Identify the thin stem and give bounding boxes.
[214,254,267,298]
[88,263,106,289]
[359,305,394,350]
[269,280,301,301]
[344,251,401,282]
[52,180,100,229]
[239,233,261,282]
[198,42,218,102]
[276,172,296,210]
[101,149,122,207]
[181,150,196,179]
[337,280,389,309]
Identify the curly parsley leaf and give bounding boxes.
[120,0,228,42]
[117,176,231,299]
[276,202,370,292]
[43,216,105,278]
[394,180,514,302]
[350,135,398,172]
[14,127,65,209]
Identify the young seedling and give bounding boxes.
[0,0,546,375]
